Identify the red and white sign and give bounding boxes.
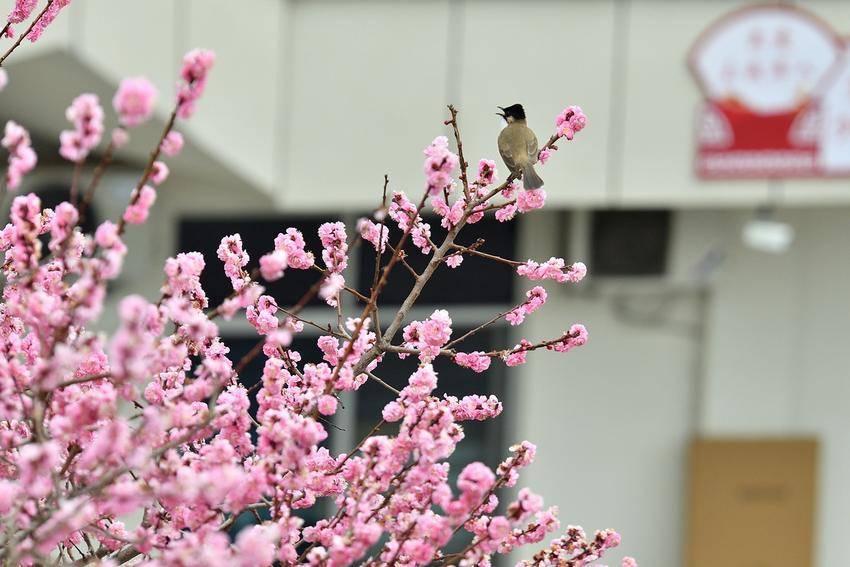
[689,5,850,179]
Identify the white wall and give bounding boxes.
[9,0,850,209]
[513,207,850,565]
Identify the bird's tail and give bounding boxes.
[522,163,544,190]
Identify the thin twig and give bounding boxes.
[366,371,401,396]
[0,0,55,67]
[116,108,178,236]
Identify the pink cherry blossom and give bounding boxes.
[495,203,517,222]
[476,158,497,186]
[7,0,37,24]
[516,188,547,213]
[445,253,463,268]
[217,233,250,291]
[2,120,36,190]
[122,185,156,224]
[274,227,314,269]
[517,258,587,284]
[0,42,614,566]
[26,0,71,42]
[176,48,215,119]
[506,286,548,326]
[113,77,157,127]
[319,272,345,307]
[423,135,458,196]
[555,105,588,140]
[454,351,491,373]
[547,324,589,353]
[150,160,169,185]
[160,131,184,156]
[59,93,104,162]
[259,249,288,281]
[318,221,348,274]
[357,217,388,252]
[111,127,129,148]
[247,295,279,335]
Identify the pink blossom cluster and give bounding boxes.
[7,0,37,24]
[518,257,588,283]
[445,252,463,268]
[431,194,465,229]
[176,48,215,119]
[216,233,250,291]
[504,339,532,367]
[423,135,459,196]
[318,222,348,306]
[476,158,498,186]
[389,190,432,254]
[401,309,453,361]
[59,93,104,162]
[356,216,388,253]
[555,105,588,141]
[0,38,629,566]
[122,185,156,225]
[517,187,547,213]
[518,525,623,566]
[319,221,348,273]
[548,324,589,353]
[446,394,503,421]
[454,351,491,373]
[163,251,207,306]
[113,77,158,127]
[247,295,280,335]
[26,0,71,42]
[258,227,314,282]
[160,131,184,156]
[0,69,7,91]
[507,285,548,326]
[2,120,37,189]
[150,160,169,185]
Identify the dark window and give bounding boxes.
[178,217,339,308]
[358,216,517,305]
[591,210,671,276]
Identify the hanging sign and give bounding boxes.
[689,5,850,178]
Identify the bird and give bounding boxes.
[497,103,543,190]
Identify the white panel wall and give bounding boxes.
[283,0,451,209]
[512,207,850,565]
[76,0,177,93]
[696,207,850,567]
[512,212,702,565]
[183,0,283,190]
[10,0,850,208]
[458,0,616,207]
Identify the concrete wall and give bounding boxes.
[513,207,850,565]
[8,0,850,209]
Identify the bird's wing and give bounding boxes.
[498,130,518,171]
[526,130,539,163]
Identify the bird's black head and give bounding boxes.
[497,103,526,121]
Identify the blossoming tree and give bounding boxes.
[0,2,637,566]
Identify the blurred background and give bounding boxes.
[3,0,849,565]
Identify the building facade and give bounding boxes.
[3,1,850,564]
